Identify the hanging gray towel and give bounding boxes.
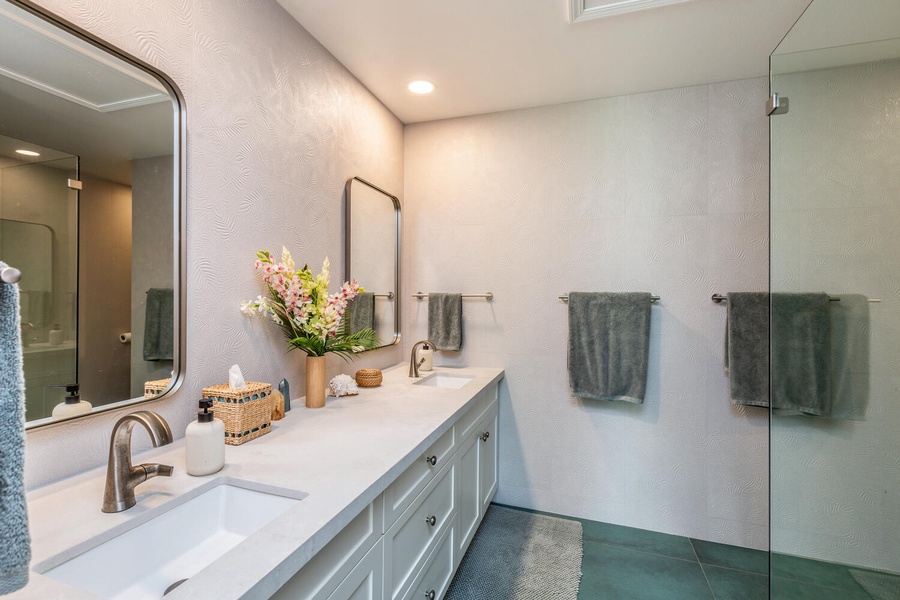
[143,288,174,361]
[771,293,832,415]
[0,263,31,594]
[347,292,375,334]
[828,294,869,420]
[428,293,463,351]
[567,292,651,403]
[725,292,770,407]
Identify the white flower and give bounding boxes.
[239,300,256,316]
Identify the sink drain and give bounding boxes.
[163,579,188,596]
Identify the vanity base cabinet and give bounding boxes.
[273,380,499,600]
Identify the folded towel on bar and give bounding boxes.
[0,263,31,594]
[347,292,375,334]
[143,288,174,361]
[725,292,770,407]
[428,293,463,351]
[771,293,832,415]
[828,294,869,420]
[567,292,652,403]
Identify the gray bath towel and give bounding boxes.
[726,292,770,407]
[567,292,651,403]
[143,288,174,361]
[347,292,375,334]
[828,294,869,420]
[0,263,31,594]
[771,293,832,415]
[428,293,463,351]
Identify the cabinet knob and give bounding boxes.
[425,591,435,600]
[425,455,437,466]
[480,431,490,442]
[426,515,437,527]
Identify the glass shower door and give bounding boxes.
[769,1,900,597]
[0,149,78,421]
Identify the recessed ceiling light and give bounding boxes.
[407,80,435,95]
[15,149,41,157]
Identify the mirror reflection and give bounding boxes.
[0,0,183,426]
[345,177,400,348]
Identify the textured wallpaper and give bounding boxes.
[404,78,771,549]
[23,0,404,489]
[770,58,900,572]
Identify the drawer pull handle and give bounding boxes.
[426,515,437,527]
[480,431,490,442]
[425,591,436,600]
[425,455,437,466]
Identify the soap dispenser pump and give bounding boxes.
[186,399,225,476]
[51,383,92,418]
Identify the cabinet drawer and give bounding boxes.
[327,539,384,600]
[384,460,456,600]
[384,426,455,527]
[273,495,384,600]
[453,386,496,443]
[403,522,455,600]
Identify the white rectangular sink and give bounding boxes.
[414,373,474,389]
[38,479,305,599]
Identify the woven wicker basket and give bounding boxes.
[143,378,171,400]
[202,381,273,445]
[355,369,383,387]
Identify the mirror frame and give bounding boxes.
[344,176,401,348]
[9,0,187,429]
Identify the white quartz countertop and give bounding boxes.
[13,364,504,600]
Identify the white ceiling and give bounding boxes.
[276,0,812,124]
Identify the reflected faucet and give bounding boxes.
[102,411,174,513]
[409,340,436,378]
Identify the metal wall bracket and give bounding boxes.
[766,94,789,116]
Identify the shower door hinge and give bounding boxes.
[67,179,82,190]
[766,94,789,116]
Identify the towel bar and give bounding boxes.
[412,292,493,301]
[711,293,881,303]
[1,265,21,284]
[559,293,659,303]
[374,292,394,300]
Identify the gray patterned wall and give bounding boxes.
[23,0,404,489]
[771,58,900,572]
[404,78,771,548]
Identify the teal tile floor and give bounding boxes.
[494,504,900,599]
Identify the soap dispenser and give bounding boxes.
[417,342,434,371]
[48,323,63,345]
[51,383,92,418]
[185,399,225,476]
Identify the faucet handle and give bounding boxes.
[144,463,174,478]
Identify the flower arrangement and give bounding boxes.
[241,247,379,359]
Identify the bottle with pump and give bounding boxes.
[51,383,92,418]
[186,399,225,476]
[48,323,63,345]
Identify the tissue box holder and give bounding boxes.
[144,378,171,400]
[202,381,273,446]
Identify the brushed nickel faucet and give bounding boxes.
[409,340,436,378]
[102,411,174,513]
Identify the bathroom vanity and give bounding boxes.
[13,365,503,600]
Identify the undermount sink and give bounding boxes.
[414,373,474,389]
[38,479,305,599]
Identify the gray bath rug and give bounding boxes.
[850,568,900,600]
[445,504,583,600]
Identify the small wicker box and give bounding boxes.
[202,381,273,446]
[355,369,383,387]
[144,378,171,400]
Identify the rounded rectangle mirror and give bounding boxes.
[0,0,185,428]
[345,177,400,348]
